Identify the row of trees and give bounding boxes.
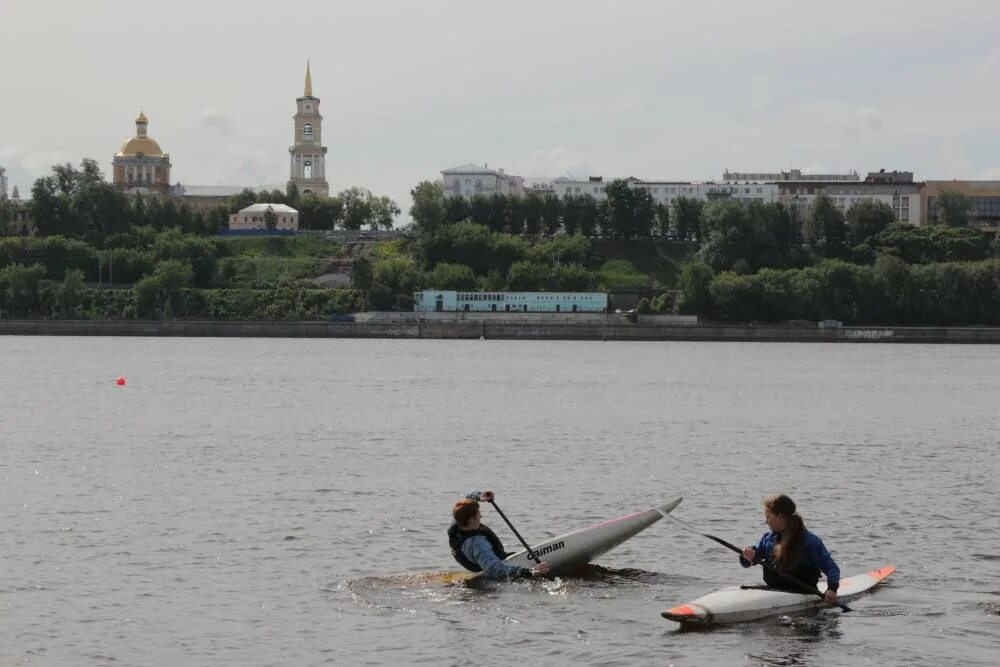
[410,181,677,240]
[29,160,223,241]
[23,159,401,243]
[410,180,988,245]
[677,256,1000,325]
[696,198,993,273]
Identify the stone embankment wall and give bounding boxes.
[3,317,1000,343]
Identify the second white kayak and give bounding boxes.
[661,565,895,626]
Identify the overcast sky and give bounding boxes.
[4,0,1000,218]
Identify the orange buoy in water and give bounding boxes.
[116,376,126,386]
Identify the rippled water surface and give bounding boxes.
[1,337,998,666]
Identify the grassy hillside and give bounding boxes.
[590,240,697,288]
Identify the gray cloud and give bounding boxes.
[3,0,1000,216]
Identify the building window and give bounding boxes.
[303,123,313,139]
[304,161,312,179]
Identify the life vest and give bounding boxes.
[447,523,507,572]
[762,532,821,592]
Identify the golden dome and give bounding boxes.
[116,111,166,157]
[117,136,165,157]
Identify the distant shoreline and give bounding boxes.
[2,318,1000,343]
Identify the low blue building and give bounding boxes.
[413,290,608,313]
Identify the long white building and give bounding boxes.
[438,164,920,224]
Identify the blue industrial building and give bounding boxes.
[413,290,608,313]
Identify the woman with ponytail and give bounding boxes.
[739,494,841,603]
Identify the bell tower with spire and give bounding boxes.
[288,61,329,198]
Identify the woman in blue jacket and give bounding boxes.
[740,494,840,603]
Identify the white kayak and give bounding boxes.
[661,565,895,626]
[498,497,683,574]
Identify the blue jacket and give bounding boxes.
[459,535,531,581]
[740,529,841,590]
[453,491,532,581]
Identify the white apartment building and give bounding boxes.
[552,176,779,205]
[441,163,524,198]
[778,180,921,226]
[0,166,7,200]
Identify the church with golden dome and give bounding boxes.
[112,112,172,194]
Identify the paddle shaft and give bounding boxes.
[667,515,852,612]
[487,500,541,564]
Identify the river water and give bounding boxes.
[1,337,998,666]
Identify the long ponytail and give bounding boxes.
[765,494,807,569]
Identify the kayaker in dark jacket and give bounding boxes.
[740,494,840,603]
[448,490,550,581]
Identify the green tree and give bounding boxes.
[263,205,278,232]
[297,194,344,230]
[372,256,421,296]
[577,195,600,237]
[562,195,583,235]
[0,263,46,317]
[350,255,374,291]
[803,194,847,258]
[60,268,86,318]
[409,181,446,236]
[541,193,563,236]
[678,259,715,315]
[506,261,552,291]
[672,197,705,242]
[444,195,469,224]
[425,262,477,289]
[846,200,896,246]
[286,182,300,207]
[228,189,258,214]
[484,194,510,233]
[654,203,671,239]
[463,193,488,228]
[152,229,217,287]
[605,180,635,239]
[340,187,374,230]
[698,200,755,271]
[523,194,544,237]
[152,259,194,293]
[368,196,400,230]
[935,191,972,227]
[554,263,594,291]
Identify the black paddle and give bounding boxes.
[487,499,541,564]
[667,514,852,613]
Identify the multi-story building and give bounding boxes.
[778,169,921,225]
[441,164,524,198]
[922,180,1000,237]
[0,166,7,200]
